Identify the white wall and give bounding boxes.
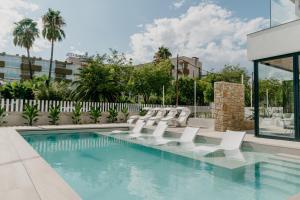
[247,20,300,61]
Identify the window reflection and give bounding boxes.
[258,56,294,138]
[271,0,300,27]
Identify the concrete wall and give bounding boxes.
[247,20,300,60]
[4,112,138,126]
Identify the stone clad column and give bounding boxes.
[214,82,245,132]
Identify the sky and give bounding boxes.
[0,0,270,71]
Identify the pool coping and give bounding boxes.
[0,123,129,200]
[2,123,300,199]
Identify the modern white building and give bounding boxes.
[247,0,300,140]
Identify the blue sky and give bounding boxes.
[0,0,270,70]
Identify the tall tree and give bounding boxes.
[13,18,39,80]
[153,46,172,63]
[42,8,66,85]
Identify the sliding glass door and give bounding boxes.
[255,54,299,139]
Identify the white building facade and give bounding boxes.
[247,0,300,140]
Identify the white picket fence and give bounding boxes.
[0,99,212,113]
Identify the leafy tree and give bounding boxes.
[89,107,102,123]
[154,46,172,63]
[258,79,283,107]
[13,18,39,79]
[22,103,39,126]
[203,82,214,104]
[130,60,172,103]
[72,102,82,124]
[107,106,118,123]
[42,9,66,85]
[171,77,209,105]
[201,64,250,105]
[72,61,118,101]
[48,105,60,125]
[72,53,132,102]
[106,48,131,65]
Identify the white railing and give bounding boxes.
[0,98,212,113]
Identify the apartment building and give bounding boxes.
[137,56,202,79]
[170,56,202,79]
[0,53,84,82]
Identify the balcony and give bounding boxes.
[55,77,72,82]
[20,74,32,80]
[55,60,67,68]
[20,63,42,72]
[55,67,72,75]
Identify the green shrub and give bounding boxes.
[48,105,60,125]
[89,106,102,123]
[121,107,129,122]
[33,81,71,100]
[0,81,34,99]
[0,107,7,125]
[22,103,38,126]
[139,108,147,116]
[72,102,82,124]
[107,106,118,123]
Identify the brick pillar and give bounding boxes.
[214,82,244,132]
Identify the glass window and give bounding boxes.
[271,0,300,27]
[258,56,295,138]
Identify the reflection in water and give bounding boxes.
[128,166,163,200]
[23,132,300,200]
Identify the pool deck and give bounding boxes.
[0,124,129,200]
[1,123,300,199]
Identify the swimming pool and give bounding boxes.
[23,131,300,200]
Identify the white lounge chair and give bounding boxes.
[152,126,199,146]
[138,121,168,140]
[168,107,191,127]
[127,107,157,124]
[224,149,245,162]
[145,108,168,126]
[112,120,145,135]
[193,130,246,156]
[161,108,178,122]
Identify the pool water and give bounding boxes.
[23,132,300,200]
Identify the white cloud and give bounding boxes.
[137,24,144,28]
[32,18,50,53]
[0,0,39,51]
[173,0,185,9]
[127,2,269,70]
[69,46,85,56]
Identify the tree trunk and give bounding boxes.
[47,39,54,86]
[27,48,33,80]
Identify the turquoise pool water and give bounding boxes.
[23,132,300,200]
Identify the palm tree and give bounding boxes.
[154,46,172,63]
[42,8,66,85]
[13,18,39,80]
